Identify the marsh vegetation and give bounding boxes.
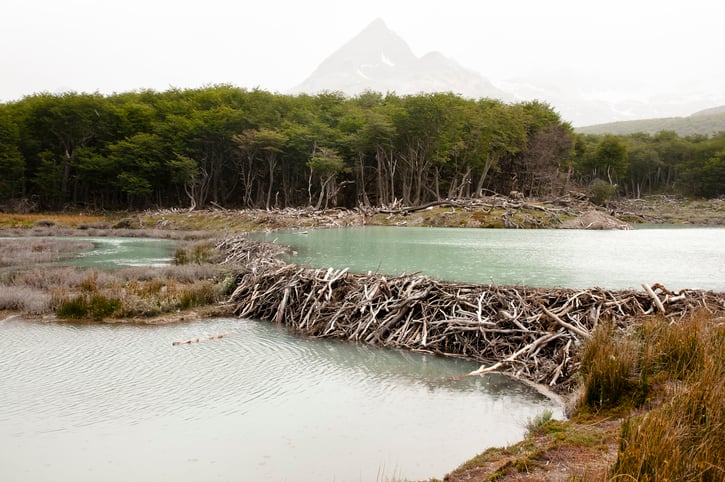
[0,236,235,321]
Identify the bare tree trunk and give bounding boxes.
[475,155,496,197]
[265,157,277,211]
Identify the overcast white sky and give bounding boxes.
[2,0,724,106]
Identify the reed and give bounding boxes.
[607,312,725,480]
[0,286,52,314]
[580,322,641,409]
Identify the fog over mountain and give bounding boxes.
[292,19,725,127]
[291,19,514,103]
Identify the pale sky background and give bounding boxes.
[2,0,724,116]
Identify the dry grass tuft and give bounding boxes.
[0,286,53,314]
[573,312,725,480]
[0,238,94,267]
[599,312,725,481]
[580,322,641,410]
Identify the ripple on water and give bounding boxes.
[0,317,562,481]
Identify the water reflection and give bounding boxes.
[0,317,561,481]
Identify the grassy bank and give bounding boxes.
[442,310,724,481]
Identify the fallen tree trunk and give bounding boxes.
[220,236,725,394]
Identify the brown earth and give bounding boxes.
[440,413,621,482]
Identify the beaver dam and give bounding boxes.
[219,236,725,394]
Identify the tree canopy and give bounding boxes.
[0,86,721,211]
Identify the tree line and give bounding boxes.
[0,86,721,211]
[573,130,725,200]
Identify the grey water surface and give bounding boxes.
[0,316,560,481]
[256,226,725,291]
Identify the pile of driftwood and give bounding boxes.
[220,237,724,394]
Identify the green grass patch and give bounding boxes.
[525,409,554,436]
[57,294,121,321]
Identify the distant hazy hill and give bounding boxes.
[690,105,725,117]
[291,19,515,102]
[575,107,725,136]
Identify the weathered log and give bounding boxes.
[642,283,666,314]
[172,332,228,346]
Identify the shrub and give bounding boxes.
[32,219,56,227]
[173,241,216,265]
[57,294,121,321]
[589,179,616,205]
[178,281,218,309]
[190,242,214,263]
[79,274,99,293]
[525,409,553,436]
[173,248,189,265]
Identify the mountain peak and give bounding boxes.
[363,17,390,33]
[291,19,512,101]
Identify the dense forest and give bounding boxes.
[0,86,722,211]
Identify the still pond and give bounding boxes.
[2,226,722,480]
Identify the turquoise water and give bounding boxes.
[255,226,725,291]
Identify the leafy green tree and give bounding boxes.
[699,151,725,197]
[465,100,527,197]
[393,93,466,204]
[232,127,288,209]
[0,85,589,209]
[307,146,348,209]
[108,133,167,208]
[166,154,206,210]
[625,142,661,198]
[0,107,24,200]
[21,93,117,207]
[355,107,397,205]
[589,135,628,185]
